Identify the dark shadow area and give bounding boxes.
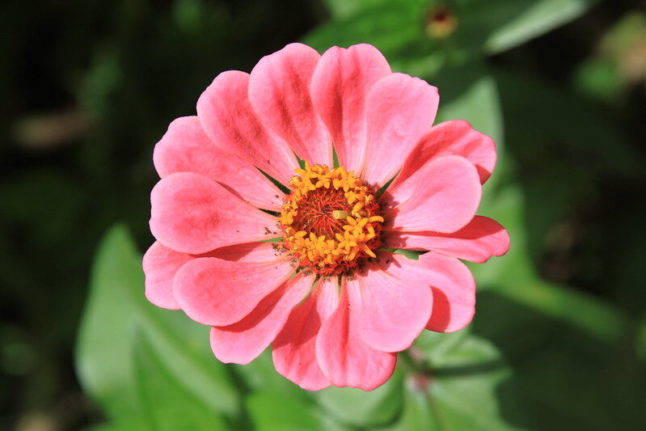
[473,289,645,430]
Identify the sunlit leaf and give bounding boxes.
[76,226,238,423]
[134,330,230,430]
[246,392,323,431]
[316,371,403,427]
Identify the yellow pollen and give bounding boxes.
[332,210,348,220]
[279,162,383,276]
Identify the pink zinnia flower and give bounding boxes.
[143,43,509,391]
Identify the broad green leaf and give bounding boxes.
[431,368,525,431]
[76,226,145,419]
[316,370,403,427]
[246,392,322,431]
[76,226,238,423]
[304,1,426,58]
[463,0,601,54]
[133,330,230,431]
[309,0,599,64]
[474,289,645,430]
[235,350,311,401]
[400,334,526,430]
[413,327,472,366]
[434,64,503,148]
[380,381,439,431]
[430,336,526,431]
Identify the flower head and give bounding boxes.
[144,43,509,390]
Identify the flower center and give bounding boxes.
[279,163,384,276]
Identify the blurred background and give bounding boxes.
[1,0,645,430]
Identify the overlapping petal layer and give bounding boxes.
[385,216,510,263]
[310,44,391,173]
[380,252,476,333]
[398,119,497,185]
[142,241,190,310]
[150,172,278,254]
[197,71,298,186]
[386,155,481,233]
[347,265,432,352]
[272,278,339,391]
[249,43,332,166]
[153,116,284,210]
[210,273,313,365]
[173,243,294,326]
[361,73,439,186]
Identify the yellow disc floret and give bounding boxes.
[279,163,384,276]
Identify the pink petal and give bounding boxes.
[380,252,476,333]
[310,44,391,173]
[361,73,439,186]
[142,241,191,310]
[347,262,433,353]
[149,172,278,254]
[384,216,510,263]
[210,273,313,365]
[153,116,284,211]
[271,278,339,391]
[248,43,332,166]
[173,243,295,326]
[197,70,298,186]
[316,281,397,390]
[386,155,481,233]
[399,120,497,185]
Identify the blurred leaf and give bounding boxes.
[429,336,525,431]
[304,1,425,58]
[322,0,388,19]
[380,383,437,431]
[236,350,311,401]
[413,327,472,366]
[86,423,146,431]
[434,64,503,147]
[316,371,403,427]
[76,226,238,423]
[398,334,525,430]
[246,392,322,431]
[134,330,230,431]
[458,0,601,54]
[309,0,600,65]
[474,288,645,430]
[574,58,622,101]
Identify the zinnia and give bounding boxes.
[144,43,509,391]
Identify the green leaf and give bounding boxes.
[309,0,599,65]
[464,0,602,54]
[304,1,426,59]
[76,225,238,423]
[399,335,526,430]
[134,330,230,431]
[316,371,403,427]
[235,350,311,401]
[413,327,472,366]
[431,335,527,430]
[434,64,503,148]
[246,392,323,431]
[473,288,645,429]
[380,382,438,431]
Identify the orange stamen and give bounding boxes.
[279,163,383,276]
